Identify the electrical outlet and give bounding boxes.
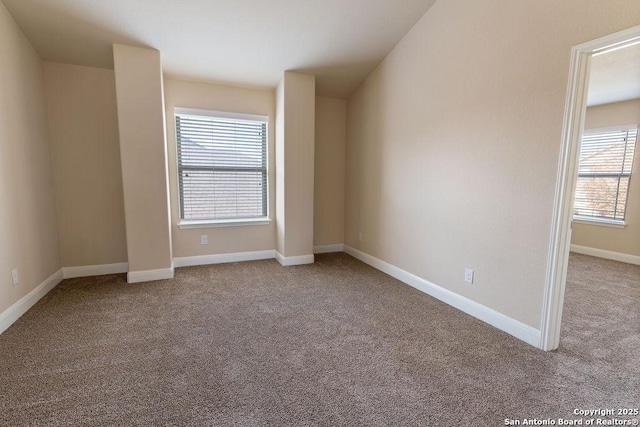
[201,235,208,245]
[11,269,19,286]
[358,231,363,242]
[464,268,474,284]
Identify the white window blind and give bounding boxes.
[574,126,637,223]
[175,110,268,221]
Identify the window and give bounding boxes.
[175,108,268,225]
[573,125,637,225]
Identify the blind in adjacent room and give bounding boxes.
[574,126,637,222]
[175,110,268,221]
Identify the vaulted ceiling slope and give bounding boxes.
[2,0,437,98]
[588,42,640,107]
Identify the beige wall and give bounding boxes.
[275,71,316,258]
[0,2,61,313]
[314,97,346,247]
[345,0,640,328]
[571,98,640,256]
[113,44,173,275]
[276,78,286,255]
[43,62,127,267]
[163,77,277,257]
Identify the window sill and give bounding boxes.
[572,217,626,229]
[178,218,272,229]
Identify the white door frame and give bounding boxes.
[540,24,640,351]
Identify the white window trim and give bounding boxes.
[174,107,270,226]
[572,216,625,228]
[582,123,637,135]
[174,107,268,123]
[178,218,272,229]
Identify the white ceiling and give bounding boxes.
[588,42,640,107]
[2,0,437,98]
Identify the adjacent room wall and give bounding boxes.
[163,77,276,258]
[571,98,640,257]
[0,2,61,314]
[345,0,640,329]
[314,97,346,247]
[43,62,127,268]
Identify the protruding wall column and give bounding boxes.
[113,44,173,282]
[275,71,316,266]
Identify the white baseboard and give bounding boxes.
[173,250,276,268]
[313,244,344,254]
[127,266,174,283]
[63,262,129,279]
[0,269,63,335]
[570,244,640,265]
[275,252,315,266]
[343,245,541,348]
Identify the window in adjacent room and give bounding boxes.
[573,125,637,225]
[175,108,269,226]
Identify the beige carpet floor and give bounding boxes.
[0,252,638,426]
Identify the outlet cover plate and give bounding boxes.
[464,268,474,284]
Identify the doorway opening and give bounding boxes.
[540,25,640,351]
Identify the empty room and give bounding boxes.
[0,0,639,425]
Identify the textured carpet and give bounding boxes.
[0,252,638,426]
